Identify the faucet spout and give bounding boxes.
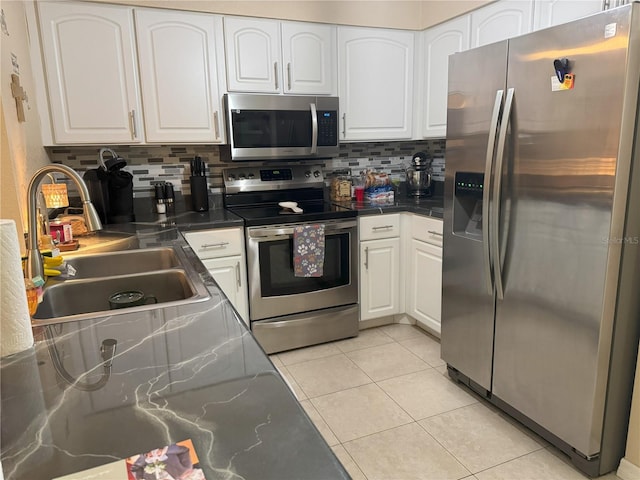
[26,164,103,280]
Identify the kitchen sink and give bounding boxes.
[33,246,210,324]
[33,270,208,322]
[60,247,180,279]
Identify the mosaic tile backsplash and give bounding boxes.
[46,140,445,197]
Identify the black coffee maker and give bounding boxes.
[83,148,135,224]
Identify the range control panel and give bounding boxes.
[223,165,325,194]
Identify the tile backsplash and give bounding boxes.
[46,139,445,197]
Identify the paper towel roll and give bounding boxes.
[0,219,34,357]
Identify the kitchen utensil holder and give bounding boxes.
[190,176,209,212]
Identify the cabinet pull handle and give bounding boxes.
[427,230,443,237]
[274,62,279,90]
[213,111,220,140]
[364,246,369,270]
[342,113,346,137]
[129,110,138,139]
[236,261,241,288]
[287,62,292,90]
[201,241,229,249]
[372,225,394,230]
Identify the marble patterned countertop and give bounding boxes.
[1,192,443,479]
[0,225,348,480]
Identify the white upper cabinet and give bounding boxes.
[223,17,336,94]
[38,1,143,144]
[470,0,534,48]
[281,22,336,94]
[135,9,224,143]
[533,0,603,31]
[421,15,470,138]
[223,17,281,93]
[338,27,415,141]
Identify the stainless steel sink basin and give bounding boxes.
[33,270,201,321]
[61,247,180,279]
[33,246,210,324]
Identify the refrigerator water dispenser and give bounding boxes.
[453,171,485,239]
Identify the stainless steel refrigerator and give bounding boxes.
[442,4,640,476]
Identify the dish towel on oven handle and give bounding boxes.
[293,224,325,277]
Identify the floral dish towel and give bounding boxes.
[293,224,325,277]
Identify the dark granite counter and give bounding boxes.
[0,227,348,480]
[332,195,444,219]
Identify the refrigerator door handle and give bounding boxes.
[482,89,504,295]
[492,87,515,301]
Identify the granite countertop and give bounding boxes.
[333,195,444,219]
[0,227,348,480]
[0,191,444,479]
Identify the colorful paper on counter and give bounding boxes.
[52,439,206,480]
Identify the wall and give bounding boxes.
[0,0,50,244]
[87,0,494,30]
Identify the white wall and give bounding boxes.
[0,0,50,243]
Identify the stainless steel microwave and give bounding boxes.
[220,94,339,162]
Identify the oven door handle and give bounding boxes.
[248,221,357,239]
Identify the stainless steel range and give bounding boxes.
[223,165,359,354]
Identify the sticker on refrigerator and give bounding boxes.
[551,74,575,92]
[604,23,617,39]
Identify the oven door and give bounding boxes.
[246,219,358,320]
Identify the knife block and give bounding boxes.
[190,176,209,212]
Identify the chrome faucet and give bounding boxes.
[26,164,102,279]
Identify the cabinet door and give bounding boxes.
[360,237,400,321]
[135,9,224,143]
[422,15,470,138]
[408,239,442,336]
[38,1,142,144]
[281,22,336,94]
[224,17,281,93]
[533,0,602,31]
[338,27,414,141]
[470,0,534,48]
[202,255,249,323]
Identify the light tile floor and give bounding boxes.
[269,324,624,480]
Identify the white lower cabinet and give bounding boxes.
[201,256,248,321]
[183,228,249,324]
[358,212,443,335]
[359,214,401,321]
[407,214,443,336]
[359,238,401,321]
[407,239,442,334]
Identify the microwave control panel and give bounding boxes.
[317,111,338,146]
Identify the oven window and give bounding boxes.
[259,232,350,296]
[232,110,312,148]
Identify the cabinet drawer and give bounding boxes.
[359,214,401,241]
[411,215,443,247]
[183,228,243,259]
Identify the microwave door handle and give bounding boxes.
[310,102,318,154]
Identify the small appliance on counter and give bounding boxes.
[82,148,134,224]
[406,151,433,198]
